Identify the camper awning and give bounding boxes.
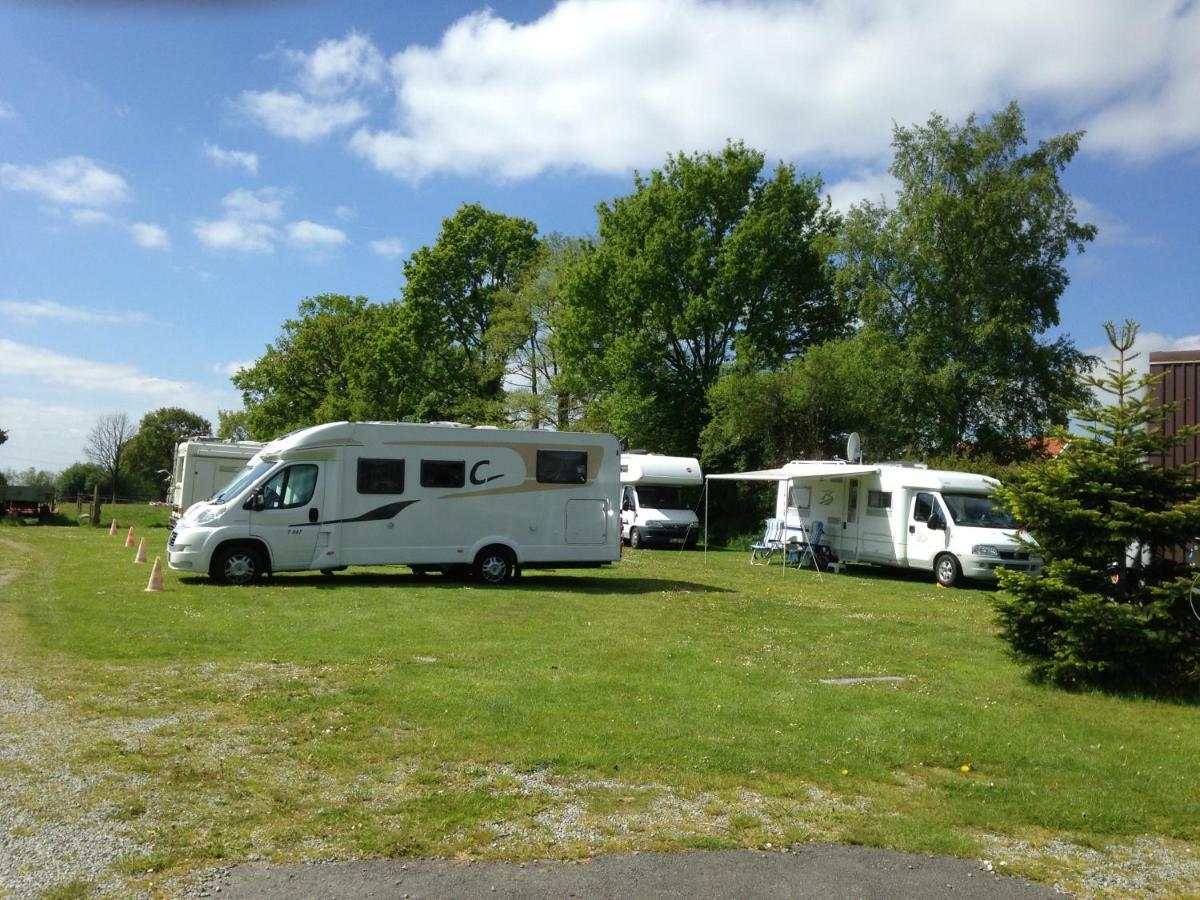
[707,463,879,483]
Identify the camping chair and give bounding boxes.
[749,518,787,565]
[789,520,827,578]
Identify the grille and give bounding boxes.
[997,550,1029,561]
[168,530,177,549]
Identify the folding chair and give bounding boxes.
[749,517,786,565]
[790,520,827,579]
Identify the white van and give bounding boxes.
[619,453,703,548]
[168,421,621,585]
[709,460,1042,586]
[170,438,265,526]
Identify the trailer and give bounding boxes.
[0,484,55,519]
[619,453,703,548]
[170,438,265,525]
[168,421,622,585]
[708,460,1042,587]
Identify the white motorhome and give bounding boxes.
[168,421,621,585]
[170,438,265,525]
[619,453,703,548]
[709,460,1042,586]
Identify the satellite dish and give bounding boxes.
[846,432,862,464]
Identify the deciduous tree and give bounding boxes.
[837,102,1095,457]
[125,407,212,499]
[86,412,135,504]
[559,142,843,454]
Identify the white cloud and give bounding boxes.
[0,338,195,397]
[0,99,16,120]
[70,208,116,226]
[0,299,150,326]
[0,155,130,206]
[285,220,347,247]
[1071,197,1160,247]
[221,186,285,222]
[285,31,387,98]
[1081,330,1200,405]
[194,218,277,253]
[219,0,1184,180]
[130,222,170,250]
[334,204,356,221]
[204,142,260,175]
[825,170,900,214]
[238,89,368,142]
[369,237,405,259]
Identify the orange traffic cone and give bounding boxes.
[125,526,135,547]
[108,520,118,536]
[144,556,164,592]
[134,538,147,564]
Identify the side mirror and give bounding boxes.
[622,500,634,512]
[926,513,944,531]
[244,489,264,512]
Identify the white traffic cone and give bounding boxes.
[109,519,118,536]
[125,526,135,548]
[144,556,164,592]
[134,538,147,564]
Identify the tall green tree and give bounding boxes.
[56,462,109,499]
[400,203,541,423]
[487,234,590,430]
[216,409,251,441]
[995,321,1200,695]
[559,142,843,454]
[125,407,212,498]
[837,102,1095,458]
[233,294,400,439]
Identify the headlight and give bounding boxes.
[972,544,1000,557]
[191,505,223,526]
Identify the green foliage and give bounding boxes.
[400,203,542,423]
[233,294,403,438]
[836,102,1094,457]
[124,407,212,500]
[1,466,56,488]
[56,462,109,499]
[559,142,844,454]
[995,321,1200,695]
[216,409,251,441]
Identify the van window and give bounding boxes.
[357,458,405,494]
[789,485,812,510]
[260,464,318,510]
[421,459,465,488]
[537,449,588,484]
[913,492,935,522]
[867,490,892,509]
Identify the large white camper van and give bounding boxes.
[170,438,265,526]
[710,460,1042,586]
[168,422,621,585]
[619,453,702,548]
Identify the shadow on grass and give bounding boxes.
[179,570,731,595]
[834,562,1001,593]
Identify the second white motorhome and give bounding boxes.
[619,453,703,548]
[168,421,622,585]
[709,460,1042,586]
[170,438,265,525]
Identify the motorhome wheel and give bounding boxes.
[935,553,961,588]
[211,545,264,586]
[630,528,643,549]
[474,546,515,584]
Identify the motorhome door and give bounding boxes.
[905,491,946,570]
[248,462,325,571]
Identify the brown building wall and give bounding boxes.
[1149,350,1200,474]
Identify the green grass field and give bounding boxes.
[1,506,1197,896]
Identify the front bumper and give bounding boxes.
[961,555,1044,580]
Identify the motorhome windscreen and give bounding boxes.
[213,460,273,502]
[941,492,1017,529]
[636,485,698,510]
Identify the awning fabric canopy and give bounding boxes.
[706,463,879,483]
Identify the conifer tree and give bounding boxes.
[994,321,1200,694]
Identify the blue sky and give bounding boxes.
[2,0,1198,472]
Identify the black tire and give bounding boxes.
[934,553,961,588]
[211,544,265,586]
[474,545,515,585]
[630,527,643,549]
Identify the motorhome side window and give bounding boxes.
[357,458,405,494]
[912,492,934,521]
[789,485,812,510]
[536,449,588,484]
[421,459,466,489]
[260,464,317,510]
[868,490,892,509]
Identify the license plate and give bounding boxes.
[669,538,684,544]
